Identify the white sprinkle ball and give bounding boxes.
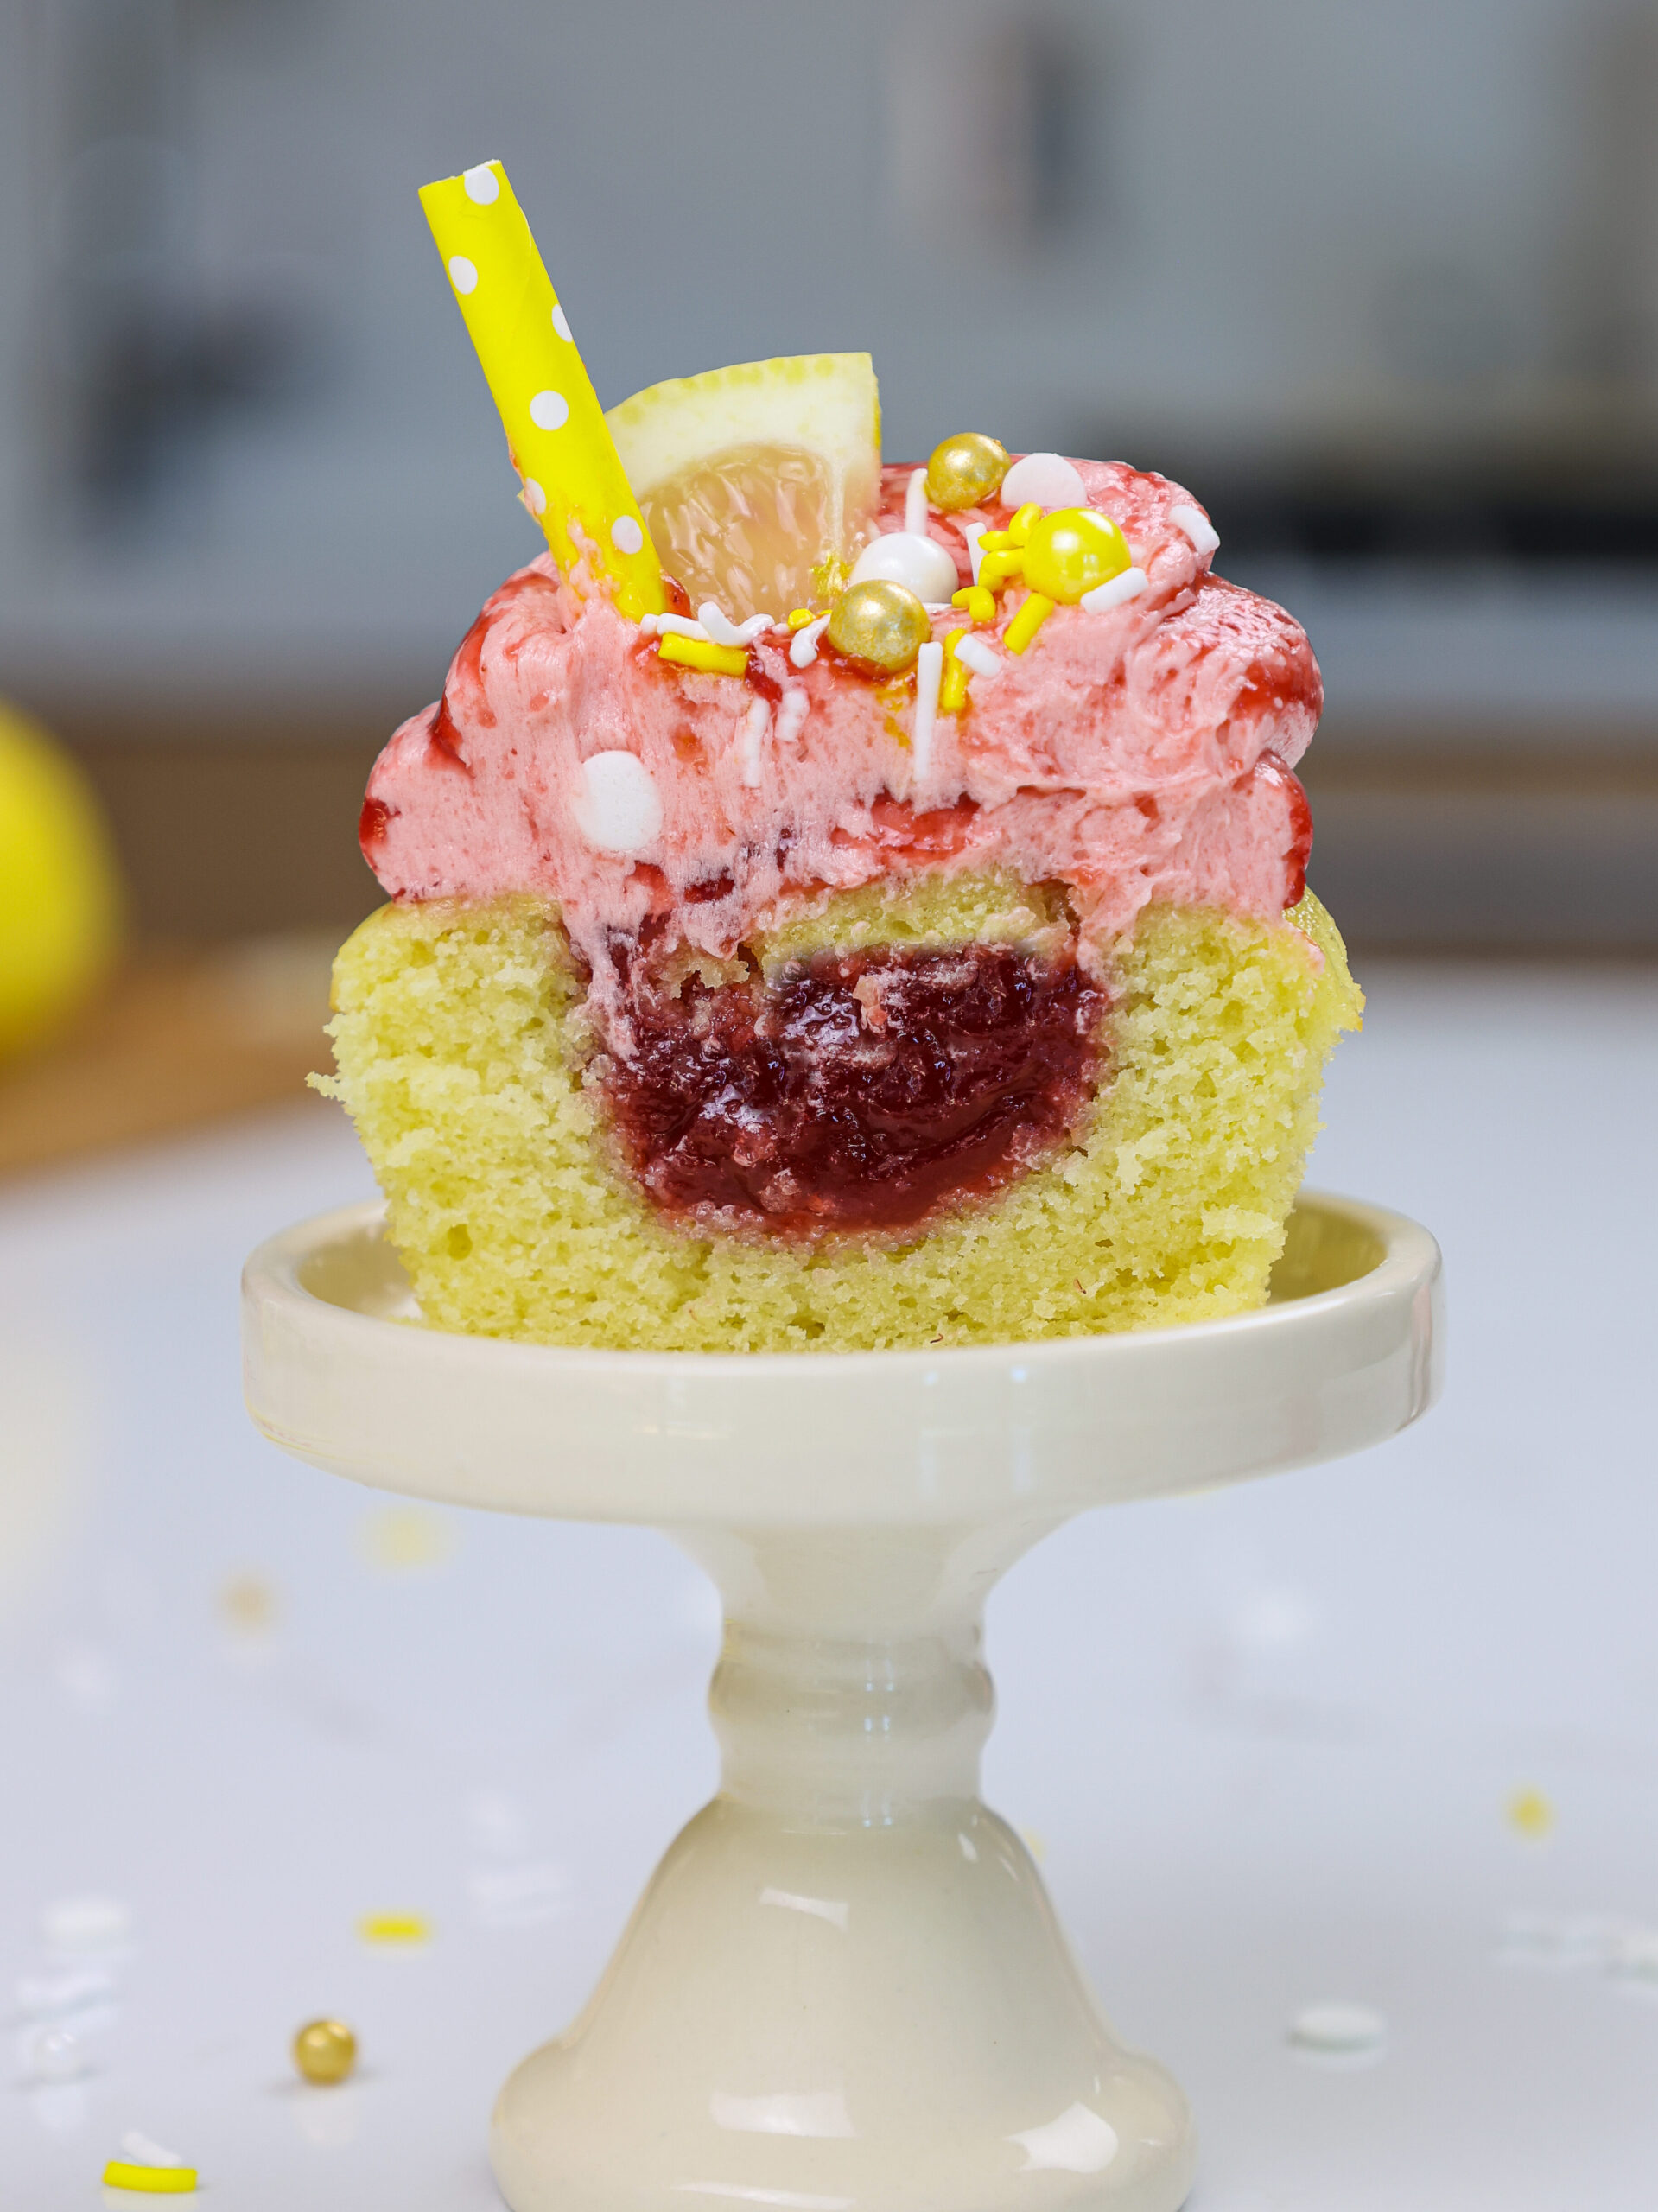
[912,640,943,777]
[1081,565,1149,613]
[905,467,930,534]
[1168,502,1220,557]
[575,752,663,855]
[529,390,569,433]
[610,515,645,556]
[520,477,547,518]
[850,531,958,605]
[447,255,478,296]
[462,163,500,205]
[1288,2000,1387,2058]
[956,633,1003,681]
[1000,451,1086,511]
[777,687,811,745]
[551,304,572,341]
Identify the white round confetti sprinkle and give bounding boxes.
[462,163,499,205]
[611,515,645,556]
[529,389,569,432]
[551,304,572,341]
[1000,451,1086,512]
[574,752,663,855]
[1289,2000,1387,2056]
[850,530,958,604]
[520,477,547,518]
[447,255,478,296]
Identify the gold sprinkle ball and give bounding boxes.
[827,580,931,674]
[1021,507,1131,603]
[925,432,1009,512]
[293,2018,358,2085]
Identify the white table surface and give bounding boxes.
[3,958,1655,2210]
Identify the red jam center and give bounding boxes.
[600,943,1109,1236]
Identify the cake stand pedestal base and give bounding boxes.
[243,1192,1441,2212]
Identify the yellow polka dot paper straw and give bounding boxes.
[419,160,664,621]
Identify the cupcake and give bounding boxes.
[322,338,1359,1351]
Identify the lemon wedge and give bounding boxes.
[606,353,881,622]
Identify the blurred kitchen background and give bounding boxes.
[1,0,1655,1166]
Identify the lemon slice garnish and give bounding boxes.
[606,353,881,622]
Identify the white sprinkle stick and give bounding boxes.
[956,632,1003,680]
[905,467,930,534]
[1081,565,1149,613]
[912,641,943,780]
[698,601,774,646]
[962,520,988,583]
[777,686,810,744]
[739,696,772,787]
[1168,503,1220,557]
[790,613,832,669]
[651,613,711,640]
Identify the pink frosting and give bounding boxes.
[361,459,1319,1015]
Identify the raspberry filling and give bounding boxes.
[600,943,1109,1236]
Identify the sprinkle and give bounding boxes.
[1007,501,1043,543]
[912,641,943,779]
[574,751,664,854]
[697,602,774,646]
[1004,592,1055,654]
[446,255,478,295]
[41,1894,130,1954]
[976,530,1020,552]
[905,467,930,533]
[951,584,996,623]
[358,1910,432,1945]
[850,530,959,605]
[551,304,572,340]
[519,476,547,518]
[1507,1786,1554,1840]
[529,388,569,432]
[102,2162,197,2194]
[789,613,831,669]
[977,551,1025,592]
[1168,502,1220,556]
[1288,2000,1387,2059]
[955,632,1003,680]
[651,613,710,640]
[658,633,747,677]
[786,607,817,631]
[1081,566,1148,613]
[739,696,771,787]
[1000,451,1085,510]
[777,687,811,744]
[962,521,988,582]
[611,515,645,556]
[461,162,500,204]
[939,630,972,714]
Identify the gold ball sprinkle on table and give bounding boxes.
[828,581,932,674]
[293,2018,358,2086]
[925,432,1009,512]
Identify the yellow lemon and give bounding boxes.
[1021,507,1130,604]
[0,700,122,1060]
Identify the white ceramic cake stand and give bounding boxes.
[242,1191,1441,2212]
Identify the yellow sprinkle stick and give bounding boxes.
[786,607,818,631]
[951,584,996,623]
[419,161,664,621]
[358,1910,431,1945]
[1008,501,1043,543]
[1005,593,1055,654]
[939,629,972,715]
[657,633,748,678]
[102,2164,197,2195]
[978,551,1025,593]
